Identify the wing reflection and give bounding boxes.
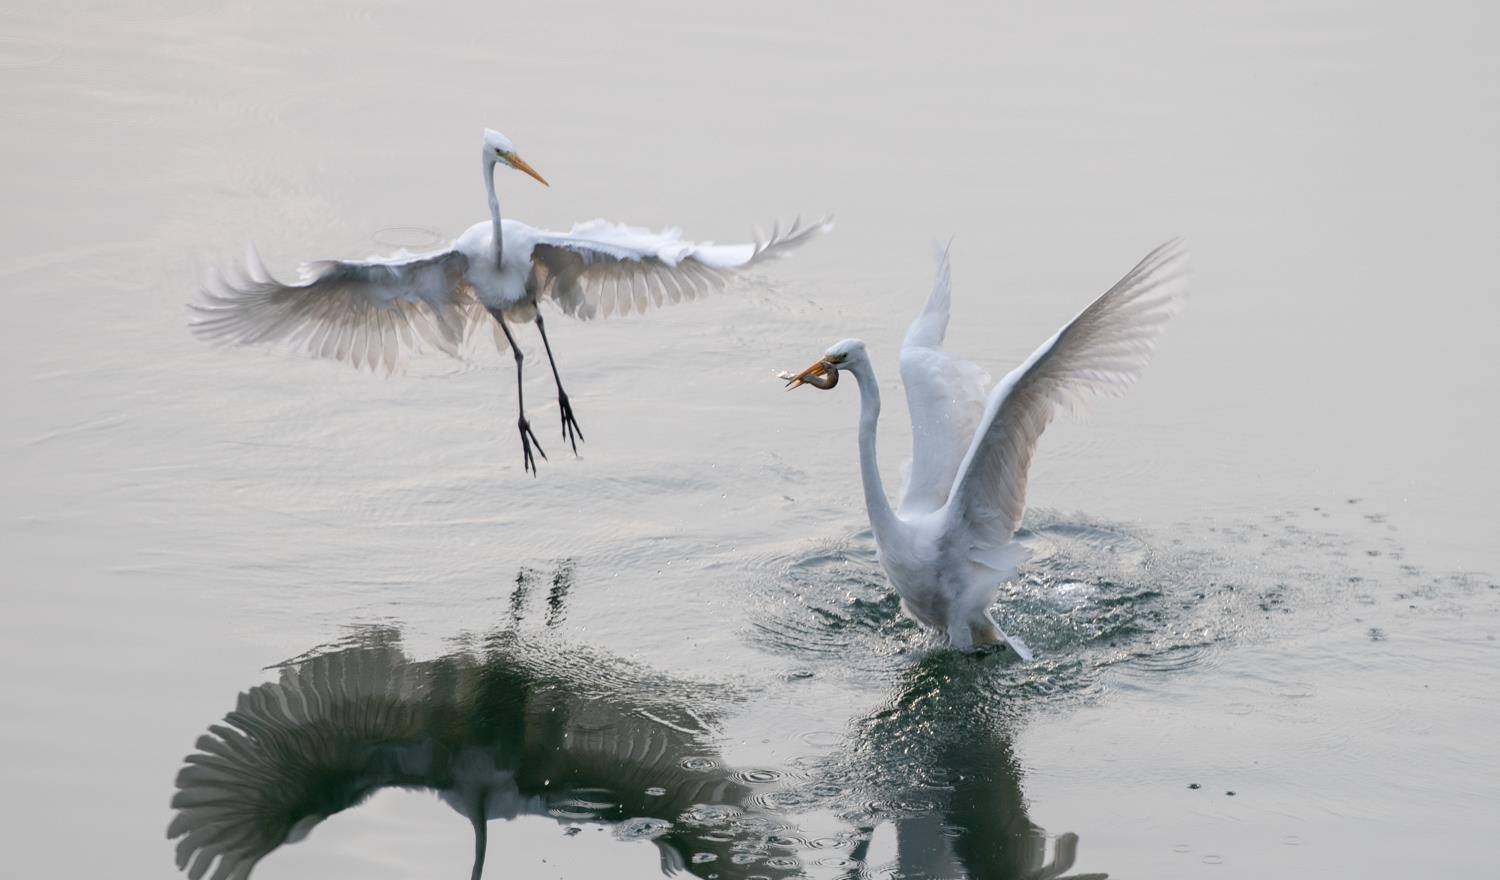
[167,626,801,880]
[838,651,1108,880]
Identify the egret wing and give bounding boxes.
[190,245,479,374]
[896,245,993,517]
[526,216,831,319]
[944,240,1189,559]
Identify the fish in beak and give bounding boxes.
[780,357,839,390]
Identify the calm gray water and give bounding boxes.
[3,1,1498,877]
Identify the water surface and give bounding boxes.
[3,1,1498,877]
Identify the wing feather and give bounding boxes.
[896,245,993,517]
[190,245,477,374]
[944,240,1189,555]
[600,275,618,318]
[659,265,685,304]
[528,215,831,320]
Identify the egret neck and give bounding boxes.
[482,153,503,264]
[847,358,901,545]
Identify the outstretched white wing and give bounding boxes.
[896,245,992,517]
[944,240,1189,559]
[190,245,479,375]
[526,216,832,319]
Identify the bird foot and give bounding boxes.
[518,417,546,476]
[557,391,584,455]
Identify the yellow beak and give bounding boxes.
[509,153,549,187]
[784,357,837,390]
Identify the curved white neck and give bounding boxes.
[848,359,900,542]
[483,155,503,263]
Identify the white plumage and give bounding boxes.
[192,128,829,474]
[784,240,1188,656]
[192,216,829,375]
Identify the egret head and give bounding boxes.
[483,128,548,186]
[783,339,866,391]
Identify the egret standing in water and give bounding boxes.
[192,128,828,475]
[783,241,1188,656]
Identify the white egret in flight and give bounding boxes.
[783,241,1188,656]
[192,128,829,474]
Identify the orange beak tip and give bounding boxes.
[510,154,548,187]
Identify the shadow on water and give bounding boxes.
[829,651,1107,880]
[168,621,805,880]
[169,561,809,880]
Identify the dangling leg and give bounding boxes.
[490,308,545,476]
[468,803,488,880]
[533,313,583,454]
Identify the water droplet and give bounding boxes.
[614,817,672,841]
[680,804,742,826]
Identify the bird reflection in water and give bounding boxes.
[831,650,1108,880]
[168,565,1106,880]
[167,622,802,880]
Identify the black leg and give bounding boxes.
[490,309,545,476]
[534,313,583,454]
[468,804,487,880]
